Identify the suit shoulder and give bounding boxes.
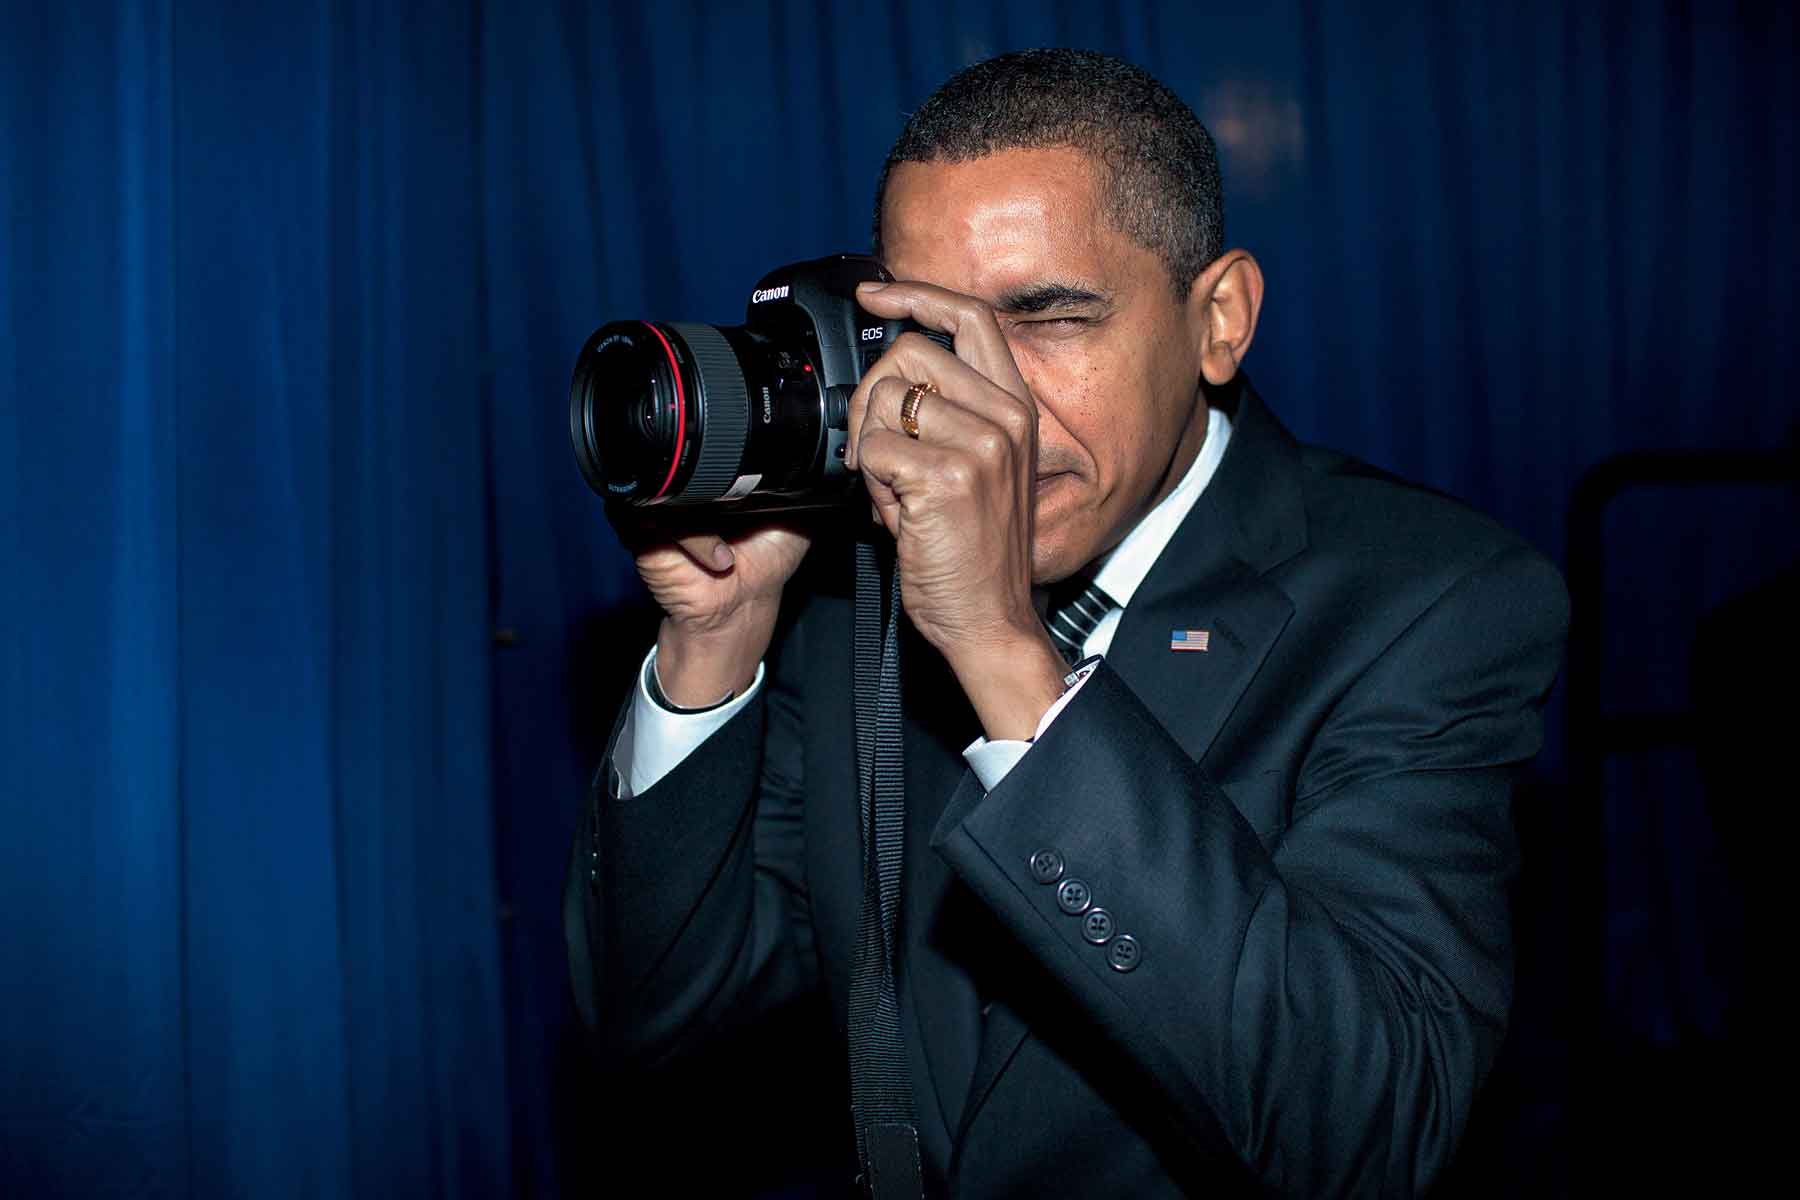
[1287,443,1568,633]
[1297,445,1547,568]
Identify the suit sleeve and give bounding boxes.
[929,545,1569,1197]
[564,620,818,1069]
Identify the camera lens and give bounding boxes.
[570,321,753,505]
[636,388,659,442]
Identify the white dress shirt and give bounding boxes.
[614,405,1232,799]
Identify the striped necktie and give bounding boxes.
[1043,576,1118,665]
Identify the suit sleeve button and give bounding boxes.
[1028,848,1066,884]
[1055,877,1092,914]
[1080,908,1115,945]
[1107,935,1141,972]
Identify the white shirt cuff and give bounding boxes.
[613,647,765,799]
[960,659,1101,792]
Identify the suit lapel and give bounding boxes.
[1107,543,1295,763]
[1108,379,1306,763]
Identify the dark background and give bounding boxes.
[3,1,1795,1196]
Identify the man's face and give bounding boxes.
[879,146,1212,584]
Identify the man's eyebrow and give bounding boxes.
[992,282,1110,314]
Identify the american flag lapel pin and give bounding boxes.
[1169,628,1210,652]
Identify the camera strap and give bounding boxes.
[849,536,923,1199]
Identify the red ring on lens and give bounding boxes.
[640,321,686,500]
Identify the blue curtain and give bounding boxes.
[4,2,508,1195]
[5,2,1795,1196]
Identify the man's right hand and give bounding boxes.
[629,522,811,707]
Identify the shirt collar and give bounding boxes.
[1090,404,1233,608]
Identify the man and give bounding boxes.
[568,49,1567,1197]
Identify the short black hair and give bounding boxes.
[872,49,1224,298]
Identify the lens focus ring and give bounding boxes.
[671,322,748,501]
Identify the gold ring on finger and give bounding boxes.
[900,380,936,439]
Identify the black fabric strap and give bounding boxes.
[849,538,922,1199]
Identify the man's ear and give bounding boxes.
[1185,250,1264,386]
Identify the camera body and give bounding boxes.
[570,253,934,513]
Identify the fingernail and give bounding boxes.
[712,544,734,570]
[857,281,887,292]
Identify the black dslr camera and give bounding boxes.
[570,254,943,513]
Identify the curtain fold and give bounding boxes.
[4,3,509,1195]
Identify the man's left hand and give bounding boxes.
[847,280,1068,741]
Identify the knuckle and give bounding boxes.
[857,428,893,467]
[939,458,976,492]
[971,429,1008,464]
[892,330,936,357]
[997,402,1032,440]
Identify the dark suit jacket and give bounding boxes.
[567,379,1569,1197]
